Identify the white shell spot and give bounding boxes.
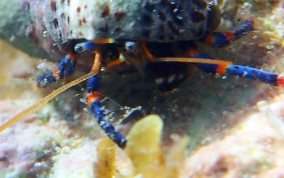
[155,78,164,85]
[168,75,176,84]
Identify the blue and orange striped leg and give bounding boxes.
[156,52,284,87]
[86,78,127,148]
[202,20,254,48]
[37,53,77,88]
[37,38,116,88]
[190,53,284,86]
[86,50,127,148]
[37,40,127,148]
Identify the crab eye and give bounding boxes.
[125,41,137,52]
[74,45,84,53]
[74,41,96,53]
[206,3,221,32]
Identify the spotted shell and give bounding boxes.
[21,0,219,46]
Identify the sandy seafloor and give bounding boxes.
[1,0,284,177]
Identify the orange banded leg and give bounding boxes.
[37,38,116,88]
[156,55,284,87]
[86,50,127,148]
[202,20,254,48]
[37,53,77,88]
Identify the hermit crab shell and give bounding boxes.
[26,0,215,44]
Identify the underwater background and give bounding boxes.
[0,0,284,177]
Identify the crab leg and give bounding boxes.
[202,20,254,48]
[86,50,127,148]
[156,56,284,87]
[1,49,128,148]
[37,38,117,88]
[37,39,127,148]
[37,53,78,88]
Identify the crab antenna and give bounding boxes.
[155,57,233,66]
[0,73,93,132]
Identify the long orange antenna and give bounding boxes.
[0,72,93,132]
[155,57,233,66]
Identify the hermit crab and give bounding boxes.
[0,0,284,148]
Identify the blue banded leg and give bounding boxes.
[87,51,127,148]
[86,76,127,148]
[202,20,254,48]
[74,41,128,147]
[156,54,284,87]
[192,54,284,86]
[37,38,115,88]
[37,53,77,88]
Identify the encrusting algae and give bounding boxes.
[96,115,188,178]
[125,115,164,178]
[96,138,117,178]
